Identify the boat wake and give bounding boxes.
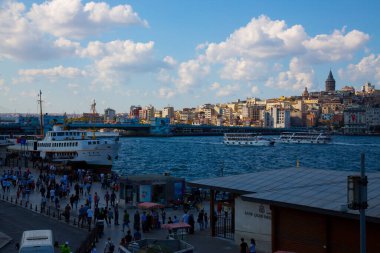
[332,142,380,147]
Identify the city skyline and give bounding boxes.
[1,0,380,114]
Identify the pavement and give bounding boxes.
[0,165,238,253]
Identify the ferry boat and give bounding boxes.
[277,132,331,144]
[38,125,120,168]
[0,135,12,147]
[7,126,120,168]
[224,133,275,146]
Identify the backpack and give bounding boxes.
[109,242,115,253]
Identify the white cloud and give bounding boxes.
[303,29,369,62]
[209,82,220,90]
[175,58,210,93]
[265,57,314,90]
[220,58,267,81]
[215,83,240,97]
[18,66,87,82]
[0,79,10,93]
[158,88,176,99]
[338,54,380,84]
[251,85,260,95]
[0,1,58,60]
[204,15,307,62]
[27,0,148,39]
[163,56,177,67]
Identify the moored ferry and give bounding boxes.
[277,132,331,144]
[224,133,275,146]
[38,125,120,168]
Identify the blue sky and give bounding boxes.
[0,0,379,114]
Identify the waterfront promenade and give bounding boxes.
[0,165,238,253]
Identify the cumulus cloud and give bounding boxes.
[220,58,267,81]
[0,79,10,93]
[303,29,370,62]
[338,54,380,84]
[251,85,260,95]
[27,0,148,39]
[18,66,87,82]
[215,83,240,97]
[204,15,307,62]
[171,15,369,95]
[0,1,58,60]
[175,58,210,93]
[265,57,314,90]
[158,87,176,99]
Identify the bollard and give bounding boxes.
[35,205,38,212]
[25,201,28,208]
[52,212,55,218]
[20,200,23,206]
[30,203,33,209]
[73,218,76,226]
[6,196,8,201]
[11,197,13,203]
[58,211,61,220]
[15,198,18,204]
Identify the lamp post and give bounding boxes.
[347,153,367,253]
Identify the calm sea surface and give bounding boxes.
[112,135,380,181]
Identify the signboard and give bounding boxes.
[139,185,152,202]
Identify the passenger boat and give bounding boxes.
[38,125,120,168]
[277,132,331,144]
[7,125,120,168]
[0,135,12,147]
[223,133,275,146]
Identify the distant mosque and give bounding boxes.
[325,70,336,92]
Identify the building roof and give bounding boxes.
[189,167,380,222]
[119,174,183,183]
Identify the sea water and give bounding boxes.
[112,135,380,181]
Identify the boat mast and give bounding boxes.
[38,90,44,136]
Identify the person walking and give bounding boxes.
[104,237,115,253]
[240,238,248,253]
[60,241,71,253]
[249,238,256,253]
[122,210,130,232]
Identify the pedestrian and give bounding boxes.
[197,209,204,230]
[87,207,94,231]
[104,237,115,253]
[122,210,130,232]
[104,191,110,207]
[107,207,114,227]
[204,212,208,229]
[124,230,132,245]
[161,209,166,224]
[114,204,119,225]
[60,241,71,253]
[250,238,256,253]
[240,238,248,253]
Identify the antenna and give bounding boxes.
[38,90,44,136]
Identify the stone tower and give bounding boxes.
[325,70,336,92]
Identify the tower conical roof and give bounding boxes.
[326,70,335,81]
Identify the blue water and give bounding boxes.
[112,136,380,181]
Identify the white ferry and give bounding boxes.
[7,126,120,168]
[224,133,275,146]
[38,125,120,167]
[0,135,12,147]
[277,132,331,144]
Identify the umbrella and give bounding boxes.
[137,202,164,209]
[161,222,191,230]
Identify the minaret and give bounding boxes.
[325,70,336,92]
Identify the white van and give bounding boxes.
[19,230,54,253]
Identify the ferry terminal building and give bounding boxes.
[189,167,380,253]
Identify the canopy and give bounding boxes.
[137,202,164,209]
[161,222,191,230]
